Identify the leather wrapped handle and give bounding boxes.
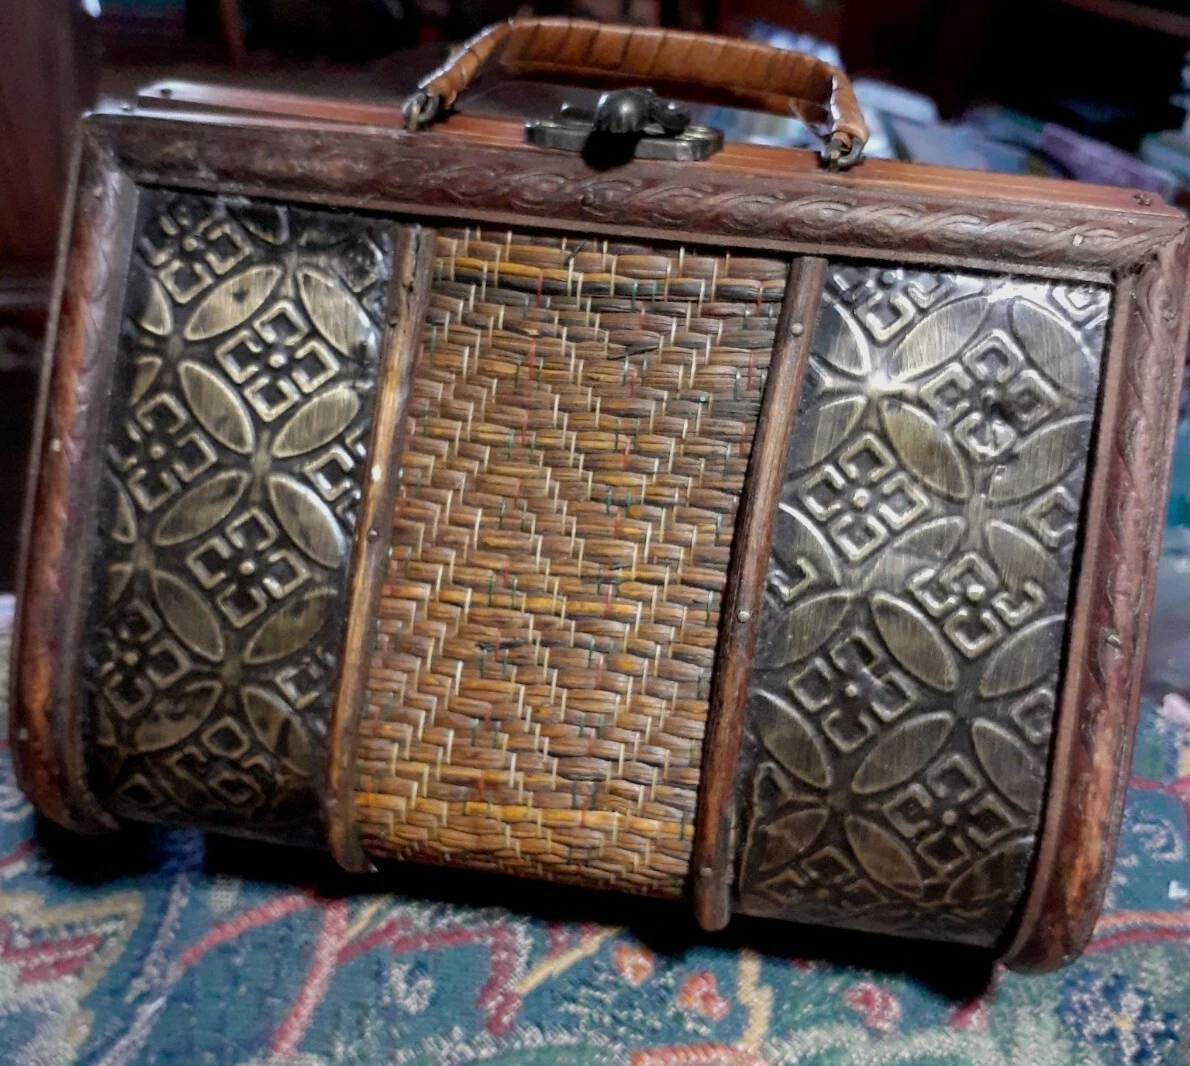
[404,18,867,168]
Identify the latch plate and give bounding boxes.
[524,89,724,163]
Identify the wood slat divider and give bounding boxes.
[691,255,827,931]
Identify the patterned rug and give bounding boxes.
[2,588,1188,1066]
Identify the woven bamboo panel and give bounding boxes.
[354,230,785,896]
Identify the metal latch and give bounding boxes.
[525,87,724,164]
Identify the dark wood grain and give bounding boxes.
[135,81,410,128]
[0,0,97,272]
[1004,231,1190,971]
[325,224,436,873]
[10,132,133,834]
[105,103,1179,218]
[87,109,1183,281]
[692,256,826,932]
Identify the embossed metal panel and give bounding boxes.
[734,265,1109,945]
[83,190,394,836]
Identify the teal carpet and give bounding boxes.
[2,589,1188,1065]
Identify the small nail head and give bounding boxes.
[736,609,752,623]
[790,323,805,336]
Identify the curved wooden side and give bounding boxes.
[691,256,826,931]
[14,138,407,844]
[10,130,131,834]
[1003,230,1190,971]
[324,225,436,873]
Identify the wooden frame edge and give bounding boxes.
[85,107,1184,280]
[10,124,137,834]
[1003,224,1190,971]
[324,225,437,873]
[692,256,827,931]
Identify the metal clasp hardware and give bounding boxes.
[525,87,724,164]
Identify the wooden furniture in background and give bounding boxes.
[0,2,98,590]
[0,3,98,277]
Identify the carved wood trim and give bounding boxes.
[1004,231,1190,970]
[692,256,826,932]
[325,225,436,873]
[86,109,1185,278]
[10,132,133,833]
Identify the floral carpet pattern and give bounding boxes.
[2,592,1189,1066]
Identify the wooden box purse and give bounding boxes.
[12,18,1190,972]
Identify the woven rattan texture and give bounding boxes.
[354,230,785,896]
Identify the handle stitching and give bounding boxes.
[407,17,867,166]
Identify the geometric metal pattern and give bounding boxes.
[83,190,392,837]
[734,265,1110,946]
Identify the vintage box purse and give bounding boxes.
[12,18,1190,972]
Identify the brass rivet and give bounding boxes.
[367,529,379,541]
[737,609,752,622]
[790,323,804,336]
